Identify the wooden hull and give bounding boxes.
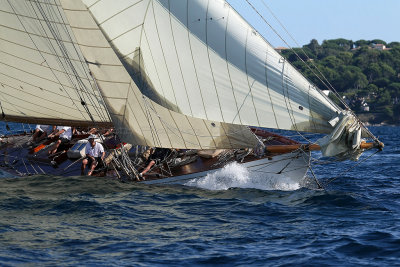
[141,151,310,185]
[0,130,311,188]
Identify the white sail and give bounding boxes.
[0,0,258,149]
[0,0,110,126]
[80,0,342,134]
[0,0,375,155]
[50,0,260,149]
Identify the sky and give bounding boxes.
[227,0,400,47]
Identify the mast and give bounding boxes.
[0,0,383,157]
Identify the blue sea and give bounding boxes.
[0,123,399,266]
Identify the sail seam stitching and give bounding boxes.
[224,8,243,125]
[142,29,169,109]
[205,0,225,123]
[0,82,95,113]
[166,0,194,117]
[96,0,144,26]
[6,0,89,121]
[185,0,208,120]
[264,50,279,128]
[244,28,261,126]
[150,0,179,110]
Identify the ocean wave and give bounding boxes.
[185,162,308,191]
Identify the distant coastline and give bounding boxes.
[357,112,397,126]
[279,38,400,126]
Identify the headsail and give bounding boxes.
[0,0,259,149]
[60,0,260,149]
[80,0,342,134]
[0,0,382,155]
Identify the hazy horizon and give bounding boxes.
[227,0,399,47]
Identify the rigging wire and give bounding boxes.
[323,149,381,187]
[239,0,383,177]
[26,0,86,119]
[3,0,134,179]
[141,95,260,149]
[246,0,379,143]
[50,2,111,122]
[7,0,89,121]
[34,2,97,121]
[23,0,108,124]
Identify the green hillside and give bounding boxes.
[281,39,400,124]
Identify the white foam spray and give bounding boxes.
[185,162,303,191]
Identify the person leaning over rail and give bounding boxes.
[30,125,55,144]
[81,134,105,176]
[47,126,72,155]
[139,147,172,179]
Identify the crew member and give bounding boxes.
[47,126,72,155]
[31,125,54,144]
[81,134,105,176]
[139,147,172,179]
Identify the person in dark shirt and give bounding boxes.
[139,148,171,179]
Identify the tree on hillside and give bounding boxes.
[281,38,400,122]
[336,66,368,91]
[321,56,343,68]
[388,83,400,96]
[353,48,380,69]
[388,42,400,48]
[354,39,370,47]
[366,83,378,92]
[337,52,353,65]
[379,63,396,79]
[322,39,353,50]
[371,39,387,45]
[374,77,391,88]
[365,63,381,82]
[376,90,391,105]
[304,39,322,58]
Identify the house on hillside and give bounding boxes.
[349,95,370,112]
[275,47,289,53]
[373,44,392,51]
[373,44,386,50]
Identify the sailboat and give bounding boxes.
[0,0,383,186]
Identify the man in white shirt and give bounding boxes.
[81,134,105,176]
[48,126,72,155]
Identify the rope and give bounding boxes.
[0,100,10,132]
[12,0,89,121]
[323,149,380,187]
[244,0,380,143]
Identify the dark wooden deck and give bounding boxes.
[0,128,301,181]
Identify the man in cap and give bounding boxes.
[81,134,105,176]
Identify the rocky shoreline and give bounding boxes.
[357,112,399,126]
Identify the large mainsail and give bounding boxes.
[81,0,342,134]
[61,0,260,149]
[0,0,378,155]
[0,0,259,149]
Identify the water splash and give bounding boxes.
[185,162,304,191]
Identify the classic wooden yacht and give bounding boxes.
[0,0,383,186]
